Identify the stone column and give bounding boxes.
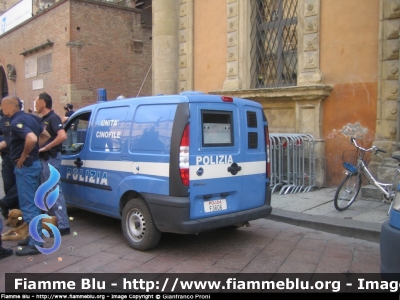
[297,0,323,85]
[178,0,194,93]
[223,0,251,90]
[152,0,180,95]
[369,0,400,182]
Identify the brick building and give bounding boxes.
[0,0,152,116]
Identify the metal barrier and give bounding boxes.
[269,133,316,194]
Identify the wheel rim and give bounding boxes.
[337,175,359,208]
[126,208,146,242]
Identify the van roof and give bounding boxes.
[74,92,262,114]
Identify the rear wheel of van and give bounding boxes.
[122,198,161,251]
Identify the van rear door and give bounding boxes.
[188,97,266,220]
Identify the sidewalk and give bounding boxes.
[270,186,389,243]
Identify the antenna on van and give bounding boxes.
[97,88,107,102]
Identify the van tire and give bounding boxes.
[122,198,161,251]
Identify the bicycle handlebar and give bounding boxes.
[350,137,387,153]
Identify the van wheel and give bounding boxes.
[122,198,161,251]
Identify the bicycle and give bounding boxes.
[334,137,400,212]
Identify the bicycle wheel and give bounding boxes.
[334,172,362,211]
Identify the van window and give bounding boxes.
[62,112,91,154]
[247,111,257,128]
[201,110,233,147]
[91,106,129,152]
[247,111,258,149]
[130,105,176,152]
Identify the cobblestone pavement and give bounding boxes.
[0,204,380,292]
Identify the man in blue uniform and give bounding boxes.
[0,99,22,219]
[1,96,50,256]
[36,92,70,236]
[63,103,77,147]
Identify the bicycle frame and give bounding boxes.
[350,138,400,201]
[355,158,398,201]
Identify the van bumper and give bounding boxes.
[143,186,272,234]
[380,220,400,275]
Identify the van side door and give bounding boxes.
[84,105,131,217]
[60,112,91,208]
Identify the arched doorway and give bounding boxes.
[0,66,8,98]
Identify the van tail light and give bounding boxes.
[179,124,190,186]
[264,125,271,179]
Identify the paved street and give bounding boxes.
[0,202,380,292]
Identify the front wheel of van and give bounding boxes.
[122,198,161,251]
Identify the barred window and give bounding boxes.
[250,0,298,88]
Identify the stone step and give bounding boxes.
[381,157,398,168]
[377,164,398,183]
[360,184,383,202]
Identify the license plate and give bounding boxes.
[204,199,227,212]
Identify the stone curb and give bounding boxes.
[267,208,382,243]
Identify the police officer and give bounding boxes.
[0,98,21,219]
[1,96,50,256]
[63,103,74,123]
[63,103,77,147]
[35,92,70,236]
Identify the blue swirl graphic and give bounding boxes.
[34,164,60,211]
[30,164,62,255]
[30,214,61,254]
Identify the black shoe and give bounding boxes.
[49,227,70,237]
[15,245,40,256]
[18,236,30,246]
[60,227,70,236]
[0,247,13,259]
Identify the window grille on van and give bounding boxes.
[250,0,298,88]
[247,111,258,128]
[248,132,258,149]
[202,111,233,147]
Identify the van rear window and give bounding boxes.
[202,111,233,147]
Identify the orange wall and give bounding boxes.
[324,83,377,185]
[320,0,379,185]
[320,0,379,84]
[193,0,227,93]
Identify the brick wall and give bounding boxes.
[0,0,152,117]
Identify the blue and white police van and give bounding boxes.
[60,91,272,250]
[380,188,400,274]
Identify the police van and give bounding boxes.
[380,188,400,274]
[60,91,272,250]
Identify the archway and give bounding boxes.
[0,66,8,98]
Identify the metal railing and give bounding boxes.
[269,133,316,194]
